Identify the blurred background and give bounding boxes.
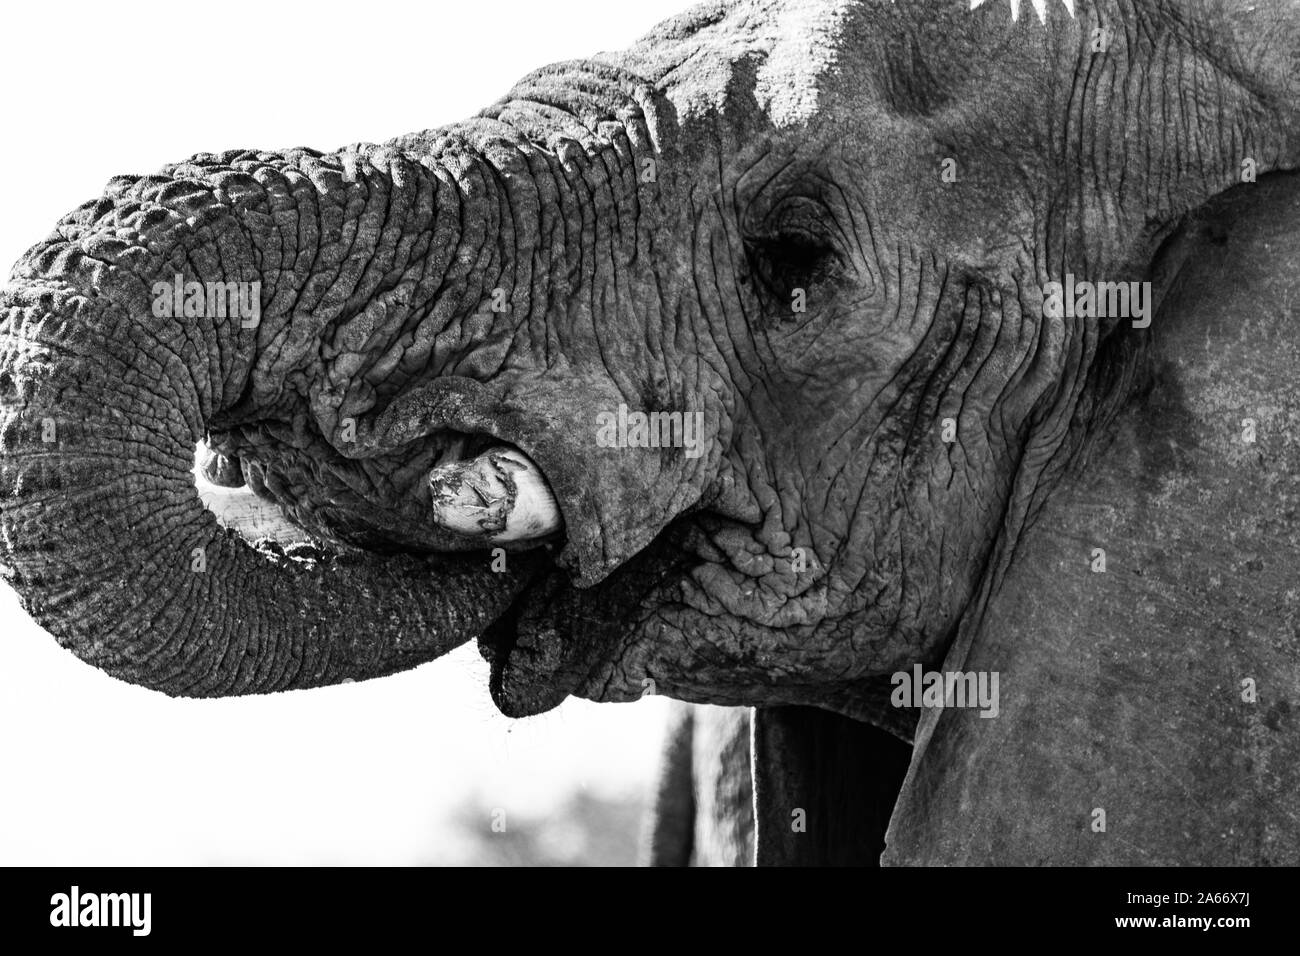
[0,0,690,865]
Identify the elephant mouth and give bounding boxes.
[478,579,580,717]
[195,418,704,718]
[479,520,700,718]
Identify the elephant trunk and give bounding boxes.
[0,152,541,696]
[1,64,701,708]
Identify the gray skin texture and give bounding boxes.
[1,0,1299,862]
[885,172,1300,865]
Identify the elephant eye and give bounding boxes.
[744,226,844,309]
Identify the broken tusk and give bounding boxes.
[426,446,562,543]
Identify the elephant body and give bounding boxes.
[3,0,1299,864]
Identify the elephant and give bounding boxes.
[2,0,1299,866]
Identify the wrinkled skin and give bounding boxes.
[2,0,1299,863]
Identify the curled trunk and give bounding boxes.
[0,152,540,696]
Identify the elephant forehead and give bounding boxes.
[616,0,1072,129]
[752,0,855,125]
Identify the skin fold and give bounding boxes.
[1,0,1298,863]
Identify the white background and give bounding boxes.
[0,0,688,865]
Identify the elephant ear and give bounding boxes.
[883,172,1300,865]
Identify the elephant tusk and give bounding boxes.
[426,446,562,544]
[196,440,246,488]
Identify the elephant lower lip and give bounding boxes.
[479,579,584,718]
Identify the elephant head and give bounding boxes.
[3,0,1298,864]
